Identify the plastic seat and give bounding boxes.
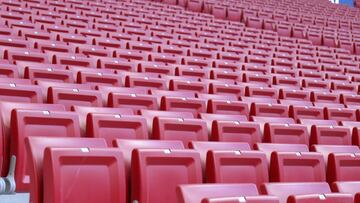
[189,141,251,168]
[138,62,176,76]
[72,106,134,136]
[177,183,259,203]
[114,139,184,176]
[206,150,268,188]
[332,181,360,195]
[310,125,351,146]
[208,83,245,98]
[43,148,126,203]
[86,113,148,146]
[250,103,288,118]
[96,58,137,71]
[77,71,122,87]
[153,117,208,147]
[289,106,324,121]
[169,79,207,93]
[202,196,279,203]
[262,182,349,203]
[0,83,42,103]
[324,108,357,123]
[108,93,158,114]
[24,66,74,83]
[0,101,65,176]
[311,145,360,165]
[25,137,107,203]
[328,152,360,182]
[48,87,102,110]
[270,152,326,182]
[125,75,166,91]
[207,99,250,116]
[10,109,80,191]
[131,149,202,203]
[255,143,309,162]
[50,53,96,67]
[245,86,279,99]
[160,96,206,117]
[264,123,310,146]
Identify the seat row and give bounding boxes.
[23,137,360,203]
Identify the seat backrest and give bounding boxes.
[0,101,65,176]
[10,109,81,191]
[206,150,268,188]
[43,148,126,203]
[190,141,251,167]
[131,149,202,203]
[270,152,326,182]
[86,113,148,146]
[72,106,133,136]
[25,137,107,203]
[114,139,185,172]
[311,145,360,165]
[255,143,309,163]
[177,183,259,203]
[332,181,360,195]
[261,182,331,203]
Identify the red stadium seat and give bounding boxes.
[43,148,126,203]
[328,152,360,182]
[131,149,202,203]
[25,137,107,203]
[189,141,251,168]
[264,123,310,146]
[270,152,326,182]
[153,117,208,147]
[262,182,351,203]
[48,87,103,110]
[177,183,260,203]
[255,143,309,162]
[206,150,268,188]
[311,145,360,165]
[10,109,80,191]
[310,125,352,146]
[86,113,148,146]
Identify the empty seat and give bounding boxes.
[250,103,288,118]
[131,149,202,203]
[43,148,126,203]
[262,182,351,203]
[86,113,148,146]
[264,123,309,146]
[328,152,360,182]
[206,150,268,188]
[255,143,309,162]
[310,125,352,146]
[114,139,185,174]
[108,93,158,114]
[202,196,279,203]
[332,181,360,195]
[189,141,251,168]
[270,152,326,182]
[289,106,324,121]
[10,109,80,191]
[325,107,357,123]
[0,83,42,103]
[311,145,360,165]
[207,99,250,116]
[25,137,107,203]
[177,183,259,203]
[160,96,206,117]
[0,102,65,176]
[48,87,102,110]
[152,117,208,147]
[72,106,134,136]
